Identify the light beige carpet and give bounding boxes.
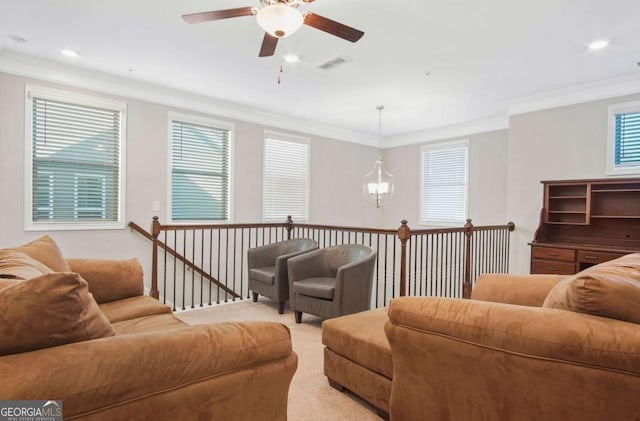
[176,298,382,421]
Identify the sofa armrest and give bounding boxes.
[470,273,566,306]
[66,258,143,304]
[0,321,296,419]
[387,296,640,375]
[385,296,640,420]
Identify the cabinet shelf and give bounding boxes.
[591,215,640,219]
[592,189,640,193]
[549,195,587,199]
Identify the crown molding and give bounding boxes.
[0,50,378,147]
[384,116,509,149]
[509,71,640,116]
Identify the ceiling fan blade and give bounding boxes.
[303,13,364,43]
[259,33,279,57]
[182,7,255,24]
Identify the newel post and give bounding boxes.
[150,216,160,300]
[285,215,294,240]
[463,218,474,299]
[398,220,411,297]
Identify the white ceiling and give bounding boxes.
[0,0,639,140]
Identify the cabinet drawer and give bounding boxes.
[532,246,575,262]
[577,251,624,265]
[531,260,576,275]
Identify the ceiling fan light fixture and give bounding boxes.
[256,4,303,38]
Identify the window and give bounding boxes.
[607,101,640,175]
[26,86,125,230]
[263,132,309,222]
[169,113,232,221]
[420,140,468,226]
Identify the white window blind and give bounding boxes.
[30,95,122,226]
[614,111,640,168]
[607,101,640,175]
[171,118,231,221]
[263,134,309,222]
[421,141,468,225]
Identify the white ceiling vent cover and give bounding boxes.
[315,55,351,71]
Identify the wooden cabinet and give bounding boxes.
[530,178,640,274]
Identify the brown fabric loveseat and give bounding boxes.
[0,236,297,420]
[324,253,640,420]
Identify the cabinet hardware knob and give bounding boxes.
[547,267,559,272]
[548,252,559,256]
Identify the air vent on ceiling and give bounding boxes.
[315,55,351,71]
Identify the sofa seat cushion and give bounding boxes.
[322,307,392,378]
[293,277,336,300]
[0,250,53,280]
[543,253,640,324]
[99,295,172,323]
[249,267,275,285]
[112,313,186,335]
[0,272,115,356]
[7,236,70,272]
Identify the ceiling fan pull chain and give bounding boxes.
[277,64,283,85]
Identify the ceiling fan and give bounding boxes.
[182,0,365,57]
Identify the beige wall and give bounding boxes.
[4,70,640,280]
[506,92,640,273]
[382,130,509,230]
[0,72,380,286]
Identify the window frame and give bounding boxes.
[167,111,234,223]
[262,130,310,223]
[607,100,640,176]
[24,85,127,231]
[420,139,469,227]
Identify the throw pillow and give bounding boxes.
[543,253,640,324]
[0,250,54,280]
[0,272,115,356]
[9,236,71,272]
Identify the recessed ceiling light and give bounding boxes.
[588,40,609,50]
[283,54,300,63]
[61,49,79,58]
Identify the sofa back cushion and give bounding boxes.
[543,253,640,324]
[66,258,144,304]
[0,272,115,356]
[8,236,70,272]
[0,250,54,280]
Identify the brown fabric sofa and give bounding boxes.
[0,236,297,420]
[324,253,640,420]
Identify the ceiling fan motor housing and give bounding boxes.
[256,3,304,38]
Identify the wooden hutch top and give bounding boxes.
[530,177,640,274]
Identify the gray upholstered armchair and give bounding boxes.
[287,244,377,323]
[248,238,318,314]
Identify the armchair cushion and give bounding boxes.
[8,235,70,272]
[293,277,336,300]
[0,272,115,356]
[249,267,276,285]
[543,253,640,324]
[0,249,53,280]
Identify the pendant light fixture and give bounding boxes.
[363,105,394,208]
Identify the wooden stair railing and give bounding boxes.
[128,221,240,299]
